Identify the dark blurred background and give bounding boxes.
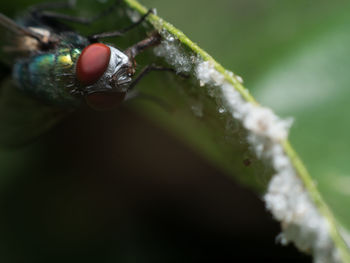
[0,107,311,262]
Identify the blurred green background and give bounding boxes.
[2,0,350,261]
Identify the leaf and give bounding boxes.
[122,0,350,262]
[1,0,349,261]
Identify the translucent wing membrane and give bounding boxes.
[0,13,52,65]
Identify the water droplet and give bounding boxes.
[218,107,226,114]
[236,75,244,83]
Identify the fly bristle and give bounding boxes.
[58,73,74,77]
[65,83,75,88]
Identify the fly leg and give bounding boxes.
[30,0,121,25]
[87,9,154,41]
[29,0,153,42]
[124,64,176,112]
[125,33,188,89]
[128,64,177,91]
[124,64,186,112]
[124,30,160,61]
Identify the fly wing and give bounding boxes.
[0,13,51,65]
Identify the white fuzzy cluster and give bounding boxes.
[265,154,342,263]
[199,61,342,263]
[196,60,225,86]
[154,39,343,262]
[154,32,194,73]
[202,62,342,263]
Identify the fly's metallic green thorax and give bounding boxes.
[13,33,88,106]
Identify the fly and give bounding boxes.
[0,0,174,146]
[0,0,170,111]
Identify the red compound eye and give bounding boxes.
[76,43,111,86]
